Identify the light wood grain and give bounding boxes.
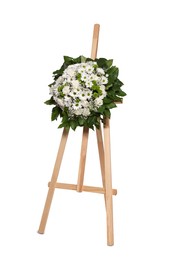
[96,124,106,202]
[104,117,114,246]
[91,24,100,59]
[77,127,89,192]
[48,182,117,195]
[38,128,69,234]
[77,24,100,192]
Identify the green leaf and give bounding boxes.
[105,84,113,90]
[88,125,94,130]
[94,118,100,128]
[58,123,64,128]
[106,102,117,109]
[113,78,124,88]
[53,69,60,75]
[73,56,82,63]
[81,56,86,63]
[70,120,77,130]
[103,97,112,104]
[51,106,60,121]
[58,116,70,130]
[98,106,105,113]
[87,116,93,124]
[96,58,107,68]
[113,96,123,102]
[107,66,119,84]
[78,117,85,126]
[115,89,126,97]
[64,56,73,62]
[44,97,56,105]
[58,122,68,129]
[86,57,94,62]
[106,59,113,68]
[62,114,69,123]
[95,124,100,129]
[108,76,114,84]
[48,82,55,87]
[104,109,111,118]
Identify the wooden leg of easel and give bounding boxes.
[103,118,114,246]
[76,24,99,192]
[77,127,89,192]
[96,124,106,202]
[38,128,69,234]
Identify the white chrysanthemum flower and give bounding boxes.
[71,80,79,88]
[64,76,72,83]
[66,68,75,77]
[100,85,107,97]
[64,96,72,107]
[100,76,108,84]
[90,74,99,81]
[87,61,97,66]
[81,100,89,108]
[81,73,88,82]
[74,108,83,116]
[81,63,87,68]
[49,87,54,95]
[55,76,64,85]
[85,65,94,74]
[100,85,105,91]
[53,88,60,97]
[62,85,70,95]
[55,97,64,107]
[79,91,88,101]
[82,108,90,117]
[96,68,105,75]
[68,64,78,68]
[86,90,92,98]
[86,80,93,88]
[72,102,82,110]
[94,97,103,107]
[78,67,85,74]
[69,90,78,98]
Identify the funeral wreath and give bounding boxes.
[45,56,126,130]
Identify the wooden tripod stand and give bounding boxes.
[38,24,120,246]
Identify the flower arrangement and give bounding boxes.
[45,56,126,130]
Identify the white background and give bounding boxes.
[0,0,169,259]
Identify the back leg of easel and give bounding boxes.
[103,118,114,246]
[38,128,69,234]
[96,124,106,202]
[77,127,89,192]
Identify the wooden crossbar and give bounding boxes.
[48,182,117,195]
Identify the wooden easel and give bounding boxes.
[38,24,120,246]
